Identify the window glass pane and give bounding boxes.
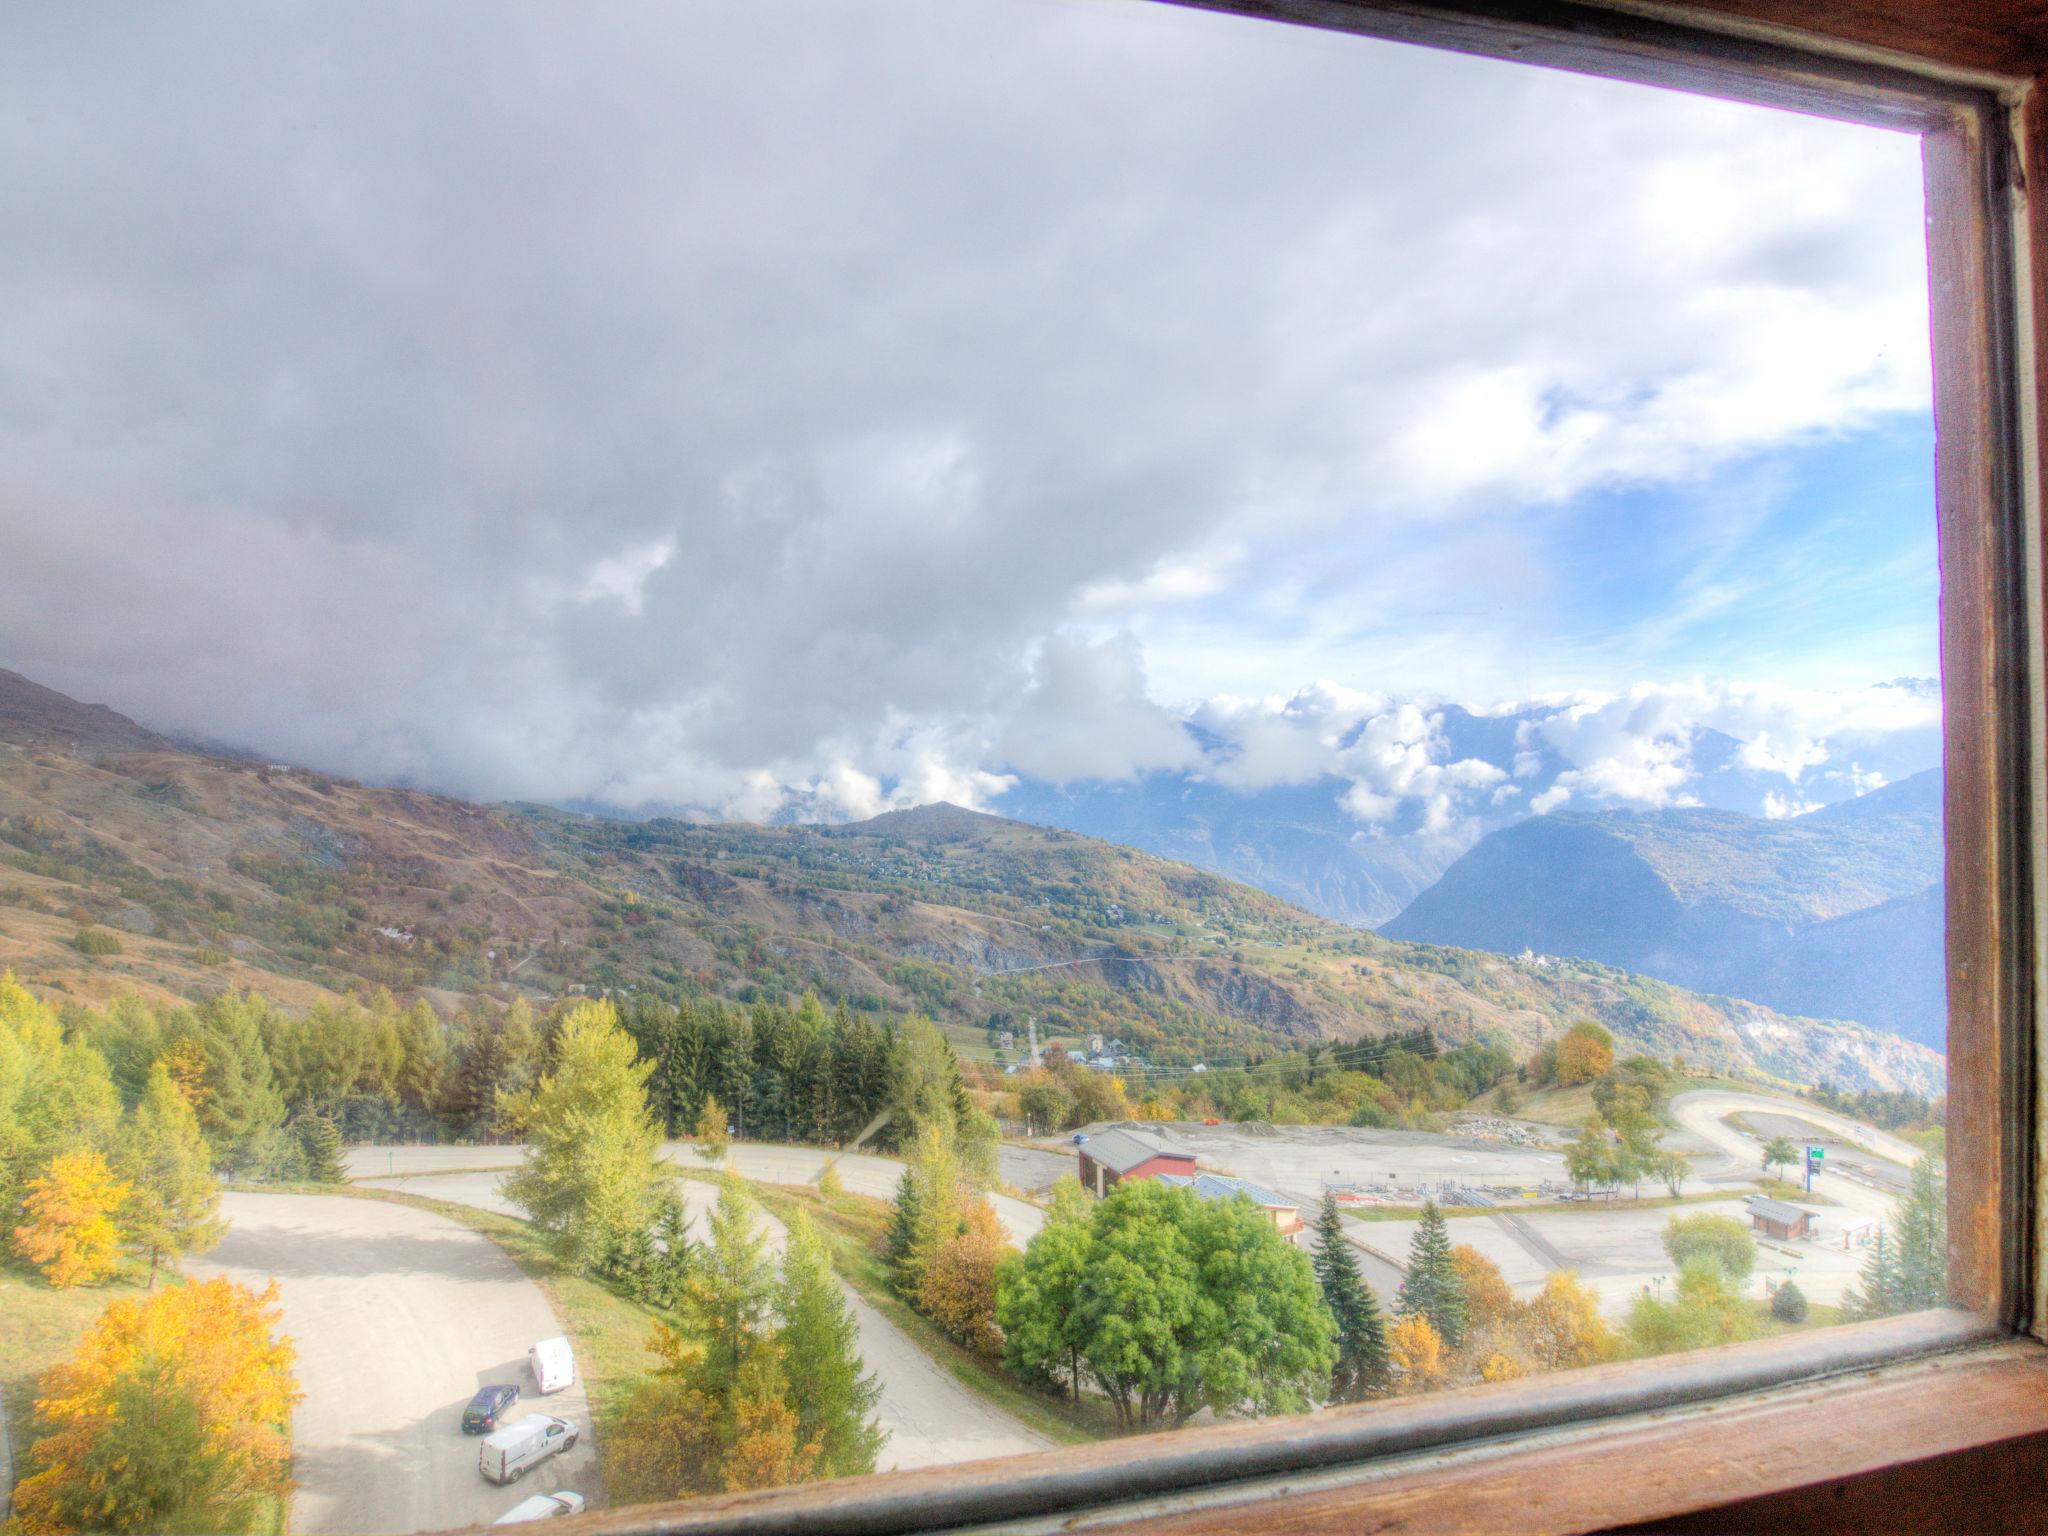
[0,0,1945,1528]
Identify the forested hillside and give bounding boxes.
[0,668,1941,1093]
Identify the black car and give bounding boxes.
[463,1383,520,1434]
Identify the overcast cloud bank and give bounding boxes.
[0,0,1937,836]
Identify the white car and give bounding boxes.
[493,1492,587,1524]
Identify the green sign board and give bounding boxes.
[1808,1147,1824,1160]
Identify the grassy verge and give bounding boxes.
[246,1181,666,1507]
[743,1180,1117,1445]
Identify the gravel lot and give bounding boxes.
[189,1191,597,1536]
[1062,1121,1575,1208]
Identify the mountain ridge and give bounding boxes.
[0,667,1943,1093]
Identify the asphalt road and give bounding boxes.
[189,1191,598,1536]
[352,1156,1055,1473]
[342,1142,1048,1247]
[1667,1090,1914,1222]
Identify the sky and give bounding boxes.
[0,0,1942,831]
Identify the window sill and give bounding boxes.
[549,1310,2023,1535]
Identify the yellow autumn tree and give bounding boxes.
[1451,1244,1519,1335]
[1480,1352,1525,1383]
[13,1150,129,1287]
[919,1198,1007,1356]
[10,1276,299,1536]
[1388,1312,1449,1393]
[1518,1270,1618,1372]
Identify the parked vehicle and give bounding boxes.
[463,1383,520,1434]
[493,1492,587,1524]
[528,1336,576,1396]
[478,1416,578,1485]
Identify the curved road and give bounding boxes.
[346,1142,1045,1248]
[1668,1090,1914,1223]
[350,1143,1054,1472]
[189,1191,598,1535]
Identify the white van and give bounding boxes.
[494,1492,586,1524]
[478,1416,578,1486]
[528,1336,576,1396]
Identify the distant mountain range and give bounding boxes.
[1382,770,1945,1051]
[0,666,1941,1093]
[991,702,1938,929]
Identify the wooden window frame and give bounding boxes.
[549,4,2044,1531]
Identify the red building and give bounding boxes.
[1076,1128,1197,1196]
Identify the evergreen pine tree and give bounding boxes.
[1895,1153,1947,1309]
[118,1064,226,1286]
[777,1210,885,1477]
[297,1112,347,1184]
[1847,1228,1906,1318]
[1397,1200,1468,1348]
[883,1168,923,1297]
[1312,1192,1389,1400]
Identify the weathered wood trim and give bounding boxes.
[1089,1338,2048,1535]
[1160,0,2023,128]
[534,1313,1997,1536]
[1926,104,2037,1330]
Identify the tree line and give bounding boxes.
[2,973,298,1536]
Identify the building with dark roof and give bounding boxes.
[1156,1172,1305,1234]
[1075,1128,1197,1196]
[1744,1194,1814,1241]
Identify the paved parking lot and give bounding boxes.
[189,1191,597,1535]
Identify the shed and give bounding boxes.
[1156,1172,1305,1234]
[1744,1194,1814,1241]
[1076,1128,1197,1196]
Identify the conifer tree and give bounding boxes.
[1313,1192,1388,1400]
[1895,1153,1947,1309]
[777,1210,884,1477]
[883,1168,923,1296]
[1846,1228,1906,1318]
[296,1111,347,1184]
[500,1000,665,1271]
[1397,1200,1468,1348]
[119,1063,226,1285]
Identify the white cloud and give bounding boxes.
[992,633,1199,784]
[0,0,1932,818]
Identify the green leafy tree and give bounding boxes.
[1662,1212,1756,1284]
[1397,1201,1468,1348]
[500,1000,665,1271]
[777,1209,884,1477]
[998,1180,1093,1400]
[118,1064,226,1286]
[1564,1120,1615,1193]
[1312,1192,1388,1400]
[1183,1192,1335,1416]
[1760,1136,1798,1182]
[1069,1180,1202,1428]
[1626,1260,1757,1355]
